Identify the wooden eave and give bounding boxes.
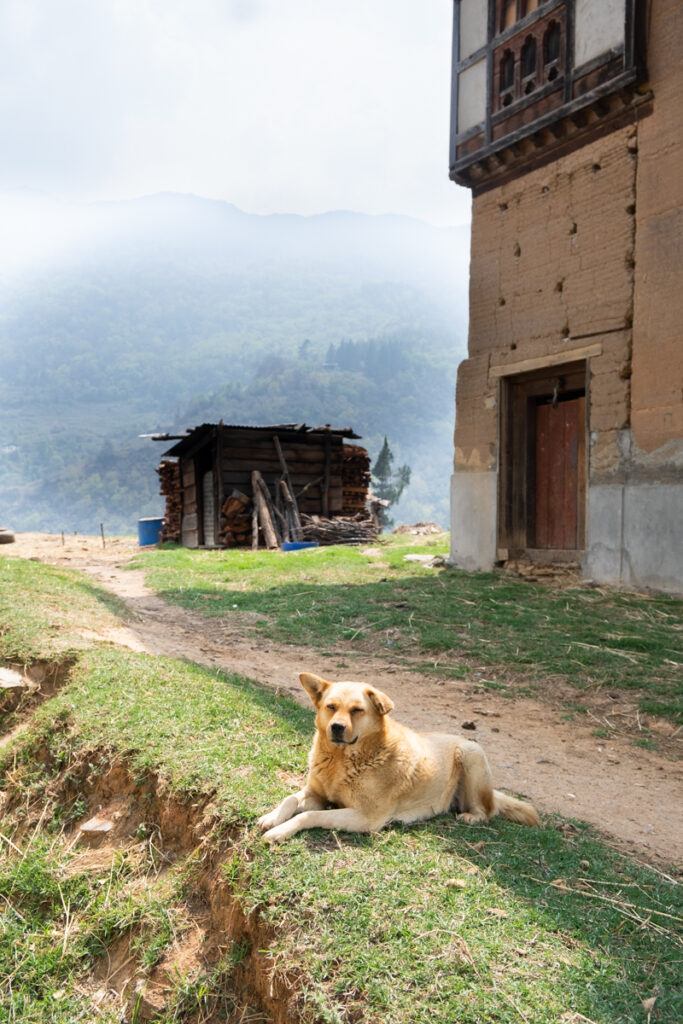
[451,79,652,194]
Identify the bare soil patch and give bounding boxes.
[0,656,75,751]
[5,532,682,867]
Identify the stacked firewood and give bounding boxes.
[342,444,371,515]
[300,511,379,545]
[218,490,252,547]
[157,460,182,542]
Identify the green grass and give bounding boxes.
[1,556,681,1023]
[132,538,683,724]
[0,835,189,1024]
[0,556,128,664]
[3,645,681,1023]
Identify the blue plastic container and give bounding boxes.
[281,541,319,552]
[137,517,164,546]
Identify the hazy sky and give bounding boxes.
[0,0,470,226]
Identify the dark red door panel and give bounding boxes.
[534,396,584,549]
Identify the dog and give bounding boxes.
[258,673,539,843]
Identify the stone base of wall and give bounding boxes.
[585,482,683,594]
[449,471,497,571]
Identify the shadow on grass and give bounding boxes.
[155,572,683,722]
[68,575,132,621]
[290,812,681,1022]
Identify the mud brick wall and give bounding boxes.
[455,123,637,483]
[631,0,683,466]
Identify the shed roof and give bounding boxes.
[155,422,361,458]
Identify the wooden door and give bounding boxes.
[201,471,215,547]
[533,396,585,549]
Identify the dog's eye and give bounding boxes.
[326,704,336,711]
[350,708,365,715]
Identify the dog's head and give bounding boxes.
[299,672,394,747]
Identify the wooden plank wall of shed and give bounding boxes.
[219,430,344,515]
[180,458,199,547]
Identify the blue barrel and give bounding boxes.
[137,517,163,546]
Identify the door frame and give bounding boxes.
[193,441,219,548]
[498,359,588,559]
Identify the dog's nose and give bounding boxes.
[330,722,345,739]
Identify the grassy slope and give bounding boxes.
[133,537,683,725]
[0,556,128,664]
[1,556,681,1023]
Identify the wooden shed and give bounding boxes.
[155,423,371,548]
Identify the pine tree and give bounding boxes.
[371,437,411,529]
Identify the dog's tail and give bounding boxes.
[493,790,540,827]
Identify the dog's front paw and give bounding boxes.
[257,811,279,832]
[262,821,294,844]
[457,811,488,825]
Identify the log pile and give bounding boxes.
[342,444,371,515]
[300,511,379,545]
[218,490,252,547]
[157,460,182,542]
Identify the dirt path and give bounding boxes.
[5,533,682,868]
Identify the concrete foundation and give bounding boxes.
[586,483,683,594]
[449,471,497,571]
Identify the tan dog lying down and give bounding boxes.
[259,673,539,843]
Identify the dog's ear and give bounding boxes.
[365,686,394,716]
[299,672,332,707]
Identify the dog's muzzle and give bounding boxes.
[330,723,357,745]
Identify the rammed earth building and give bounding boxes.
[449,0,682,592]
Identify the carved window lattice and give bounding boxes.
[521,35,538,94]
[493,12,565,111]
[543,21,562,81]
[499,49,516,107]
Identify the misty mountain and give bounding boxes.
[0,191,469,533]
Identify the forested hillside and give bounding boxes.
[0,192,469,532]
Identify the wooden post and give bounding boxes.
[322,437,332,516]
[273,435,294,494]
[251,505,259,551]
[216,421,225,543]
[279,480,302,541]
[100,523,106,549]
[271,502,290,542]
[274,436,303,540]
[251,471,279,549]
[273,434,303,539]
[256,473,282,543]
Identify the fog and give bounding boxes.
[1,0,470,227]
